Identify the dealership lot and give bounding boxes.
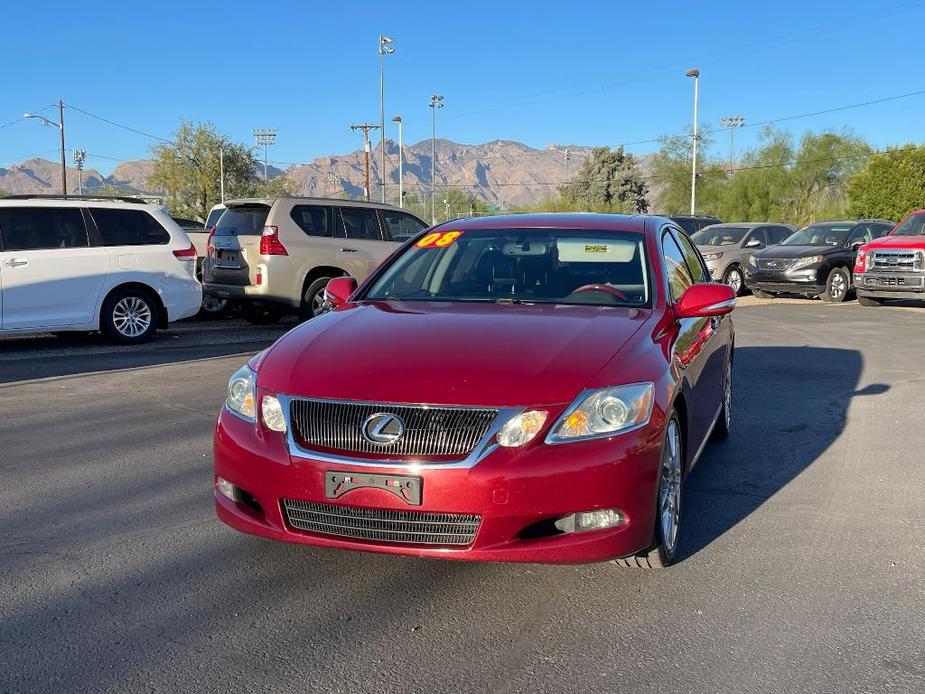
[1,304,923,693]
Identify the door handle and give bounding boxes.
[5,258,28,268]
[339,247,357,253]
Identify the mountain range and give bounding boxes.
[0,139,656,209]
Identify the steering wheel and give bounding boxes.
[572,284,627,300]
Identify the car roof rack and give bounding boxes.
[1,194,149,204]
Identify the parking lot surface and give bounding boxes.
[2,304,923,693]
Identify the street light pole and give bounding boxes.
[391,115,404,208]
[378,35,395,203]
[252,129,278,182]
[219,145,225,203]
[685,69,700,215]
[719,115,745,172]
[24,101,67,197]
[429,94,444,225]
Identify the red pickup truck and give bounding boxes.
[854,209,925,306]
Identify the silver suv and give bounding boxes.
[691,222,795,295]
[202,197,428,323]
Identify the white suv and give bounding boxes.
[0,196,202,343]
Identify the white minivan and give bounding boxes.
[0,196,202,344]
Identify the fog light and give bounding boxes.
[216,477,237,501]
[262,395,286,432]
[554,508,625,533]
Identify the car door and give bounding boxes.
[0,206,107,330]
[336,206,390,281]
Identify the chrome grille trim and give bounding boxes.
[870,249,924,272]
[759,258,795,271]
[289,398,499,457]
[282,499,481,545]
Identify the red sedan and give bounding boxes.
[214,214,736,568]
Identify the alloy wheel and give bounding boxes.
[725,268,743,294]
[201,294,228,314]
[830,272,847,300]
[112,296,152,338]
[311,288,328,317]
[659,419,683,555]
[723,361,732,431]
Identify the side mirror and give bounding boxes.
[850,240,865,251]
[323,276,358,308]
[745,238,762,248]
[675,283,737,319]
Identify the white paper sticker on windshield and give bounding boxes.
[557,239,637,263]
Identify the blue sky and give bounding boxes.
[3,0,924,175]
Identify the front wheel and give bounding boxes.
[858,295,882,307]
[712,358,732,440]
[101,289,159,344]
[723,266,745,296]
[820,267,850,303]
[611,413,683,569]
[300,276,333,322]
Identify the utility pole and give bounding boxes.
[378,35,395,203]
[73,148,86,195]
[392,115,404,207]
[349,123,380,201]
[429,94,444,224]
[253,129,278,182]
[720,115,745,172]
[565,148,570,175]
[685,69,700,215]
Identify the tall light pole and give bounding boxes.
[429,94,444,225]
[378,35,395,203]
[24,100,66,197]
[219,145,225,203]
[253,129,278,182]
[349,123,380,201]
[685,69,700,215]
[720,115,745,172]
[391,115,404,208]
[73,148,86,195]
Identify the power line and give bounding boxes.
[63,102,169,142]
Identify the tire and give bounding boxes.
[820,267,850,303]
[242,303,284,325]
[611,413,683,569]
[100,288,159,344]
[752,288,775,299]
[197,293,230,319]
[712,358,732,440]
[858,295,882,307]
[723,265,746,296]
[299,276,333,322]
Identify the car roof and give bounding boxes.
[223,196,409,212]
[0,196,161,211]
[431,213,649,233]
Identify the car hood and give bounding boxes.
[866,235,925,250]
[257,301,650,407]
[755,245,840,259]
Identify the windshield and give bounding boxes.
[691,226,749,246]
[781,223,852,246]
[364,228,651,308]
[891,213,925,237]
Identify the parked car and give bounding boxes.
[745,219,894,302]
[173,208,231,318]
[853,209,925,306]
[692,222,795,295]
[202,197,428,323]
[213,213,736,568]
[0,195,201,343]
[669,214,722,236]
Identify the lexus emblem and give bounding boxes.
[361,413,405,445]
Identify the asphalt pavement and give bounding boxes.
[1,304,923,693]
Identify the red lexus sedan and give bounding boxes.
[214,214,735,568]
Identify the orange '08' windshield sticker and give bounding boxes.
[416,231,463,248]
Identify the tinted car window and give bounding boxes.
[848,224,875,246]
[746,228,768,247]
[872,223,893,238]
[339,207,383,241]
[662,232,694,302]
[767,226,792,244]
[214,206,269,237]
[672,229,710,283]
[172,217,202,229]
[891,215,925,237]
[0,207,88,251]
[672,218,699,235]
[90,208,170,246]
[691,226,749,246]
[382,211,427,241]
[291,205,333,237]
[205,208,224,228]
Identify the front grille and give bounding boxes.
[289,399,498,458]
[282,499,481,545]
[759,258,795,271]
[870,250,923,272]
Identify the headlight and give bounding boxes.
[702,252,723,262]
[790,255,823,271]
[497,410,547,447]
[747,255,758,267]
[548,383,654,443]
[226,364,257,420]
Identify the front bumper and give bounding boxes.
[745,267,823,295]
[213,408,663,564]
[854,272,925,299]
[202,281,300,309]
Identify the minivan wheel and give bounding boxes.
[821,267,850,303]
[611,413,683,569]
[723,266,745,296]
[242,303,284,325]
[858,295,882,307]
[300,276,333,321]
[101,289,159,344]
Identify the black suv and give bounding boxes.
[669,215,722,236]
[745,220,893,302]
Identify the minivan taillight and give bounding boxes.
[173,243,197,260]
[259,225,288,256]
[205,226,216,254]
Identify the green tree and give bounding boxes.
[650,130,726,215]
[848,144,925,220]
[717,128,795,222]
[559,146,649,212]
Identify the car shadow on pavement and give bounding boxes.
[677,345,888,563]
